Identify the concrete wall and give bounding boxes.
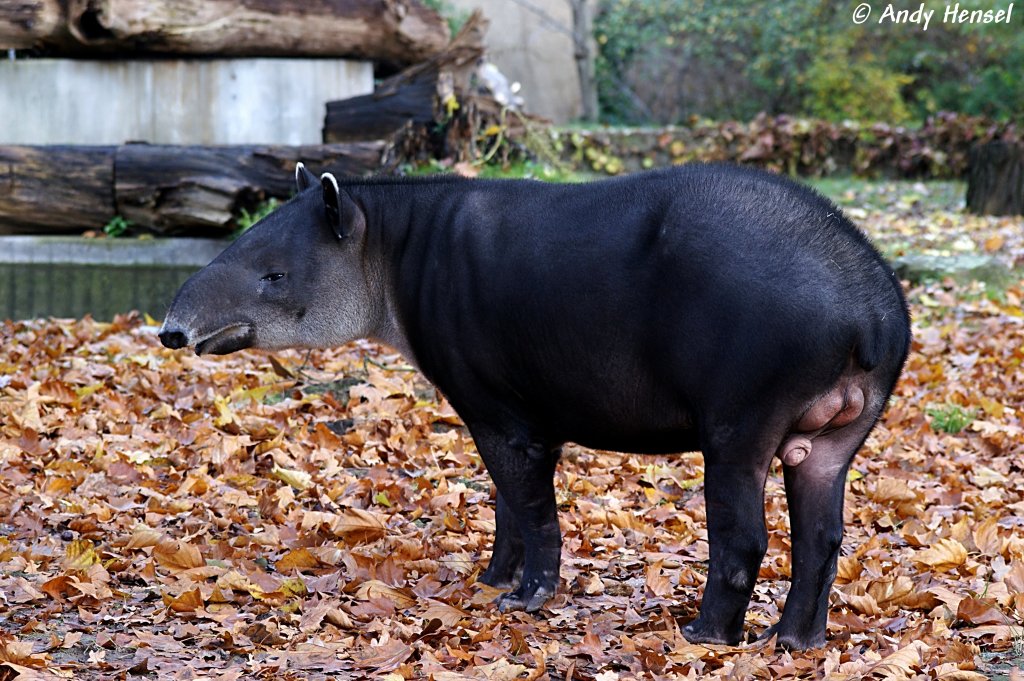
[449,0,583,123]
[0,58,373,145]
[0,236,227,321]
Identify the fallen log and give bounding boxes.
[0,0,65,49]
[324,10,487,144]
[323,71,439,143]
[0,145,115,234]
[966,141,1024,216]
[0,143,384,235]
[3,0,448,64]
[116,142,385,234]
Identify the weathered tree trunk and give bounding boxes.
[0,146,115,234]
[0,143,384,235]
[570,0,599,122]
[324,10,488,146]
[967,141,1024,216]
[3,0,449,63]
[116,143,384,234]
[0,0,65,49]
[324,71,439,143]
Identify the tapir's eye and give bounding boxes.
[261,272,286,282]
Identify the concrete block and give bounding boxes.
[0,58,373,145]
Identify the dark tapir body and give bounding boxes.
[160,164,911,650]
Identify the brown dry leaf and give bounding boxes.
[275,547,320,572]
[299,596,340,633]
[125,528,163,550]
[869,477,918,504]
[352,637,413,672]
[163,587,204,613]
[355,580,416,609]
[956,597,1008,625]
[62,539,99,571]
[914,538,968,572]
[154,540,205,573]
[869,640,927,678]
[0,638,48,668]
[983,234,1004,251]
[300,508,387,543]
[421,600,467,628]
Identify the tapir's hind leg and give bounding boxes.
[767,390,886,650]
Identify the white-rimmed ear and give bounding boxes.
[295,162,318,192]
[320,172,365,240]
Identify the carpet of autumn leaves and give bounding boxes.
[0,278,1021,680]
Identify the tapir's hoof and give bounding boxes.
[479,575,517,591]
[479,564,524,591]
[681,619,742,646]
[494,585,554,613]
[755,624,825,651]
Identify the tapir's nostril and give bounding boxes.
[159,329,188,349]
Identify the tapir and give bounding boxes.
[160,162,911,650]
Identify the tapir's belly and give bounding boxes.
[568,425,703,455]
[507,368,704,454]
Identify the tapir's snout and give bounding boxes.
[159,261,261,355]
[159,329,189,349]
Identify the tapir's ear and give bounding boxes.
[320,172,365,240]
[295,162,318,192]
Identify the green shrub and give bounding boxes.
[233,198,280,238]
[592,0,1020,125]
[420,0,468,35]
[926,403,975,434]
[803,45,913,123]
[103,215,133,238]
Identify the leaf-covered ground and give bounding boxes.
[815,179,1024,269]
[2,182,1024,680]
[4,282,1023,681]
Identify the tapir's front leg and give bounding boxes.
[478,492,525,589]
[683,421,776,646]
[470,425,562,612]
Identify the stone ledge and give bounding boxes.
[892,253,1016,287]
[0,236,227,266]
[1,237,227,321]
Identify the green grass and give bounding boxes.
[925,403,976,434]
[402,159,589,184]
[808,177,966,213]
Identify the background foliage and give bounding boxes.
[593,0,1024,125]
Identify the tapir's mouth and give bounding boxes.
[194,324,256,356]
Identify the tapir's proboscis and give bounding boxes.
[160,163,910,650]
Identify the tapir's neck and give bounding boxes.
[346,177,466,367]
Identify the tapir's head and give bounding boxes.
[159,163,376,355]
